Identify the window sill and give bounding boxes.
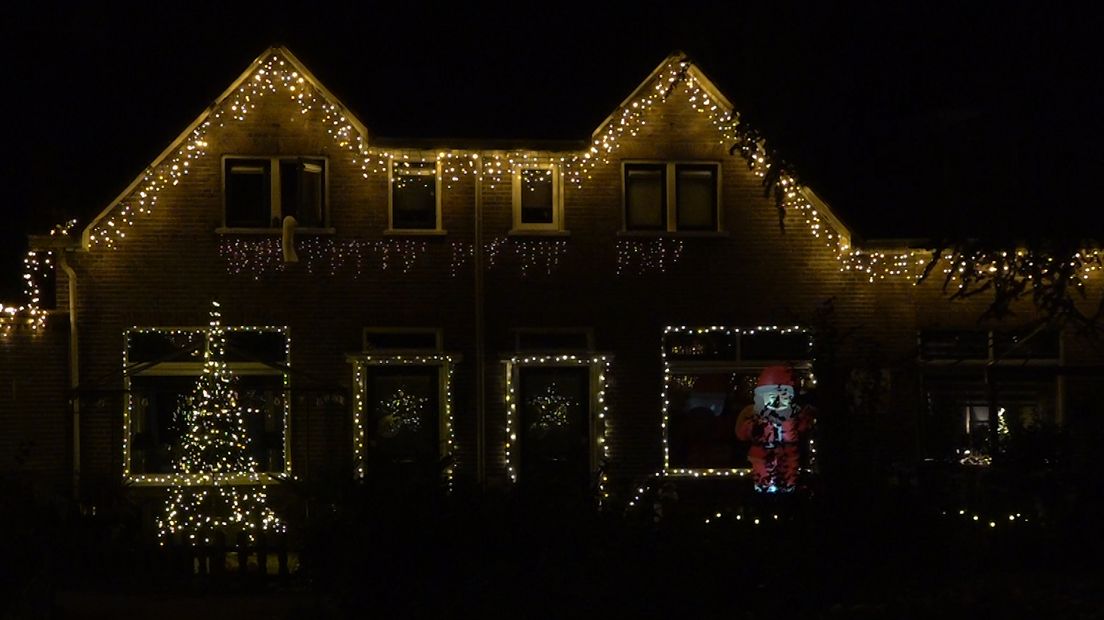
[216,227,336,235]
[616,230,729,238]
[384,229,448,236]
[507,229,571,237]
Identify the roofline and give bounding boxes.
[369,136,589,152]
[799,187,852,248]
[80,46,371,249]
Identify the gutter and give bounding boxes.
[474,157,486,486]
[58,251,80,500]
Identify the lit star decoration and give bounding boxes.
[660,325,813,478]
[505,355,611,505]
[350,353,457,490]
[527,384,578,432]
[156,302,284,546]
[377,387,429,437]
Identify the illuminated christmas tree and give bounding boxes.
[158,302,283,546]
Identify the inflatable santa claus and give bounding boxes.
[735,365,814,493]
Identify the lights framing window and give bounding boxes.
[122,326,291,485]
[389,160,442,232]
[512,164,563,232]
[350,352,457,488]
[661,325,812,477]
[223,156,327,228]
[504,355,610,503]
[623,161,720,232]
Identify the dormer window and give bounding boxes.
[223,156,327,229]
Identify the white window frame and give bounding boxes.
[511,163,565,233]
[503,354,611,503]
[387,159,445,234]
[122,326,292,486]
[348,351,458,484]
[661,325,812,477]
[622,160,722,233]
[220,155,329,231]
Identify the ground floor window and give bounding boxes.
[124,326,290,484]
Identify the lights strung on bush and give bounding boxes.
[156,303,285,546]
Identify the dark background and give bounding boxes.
[3,1,1102,299]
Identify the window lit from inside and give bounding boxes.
[391,161,439,230]
[224,157,325,228]
[126,328,289,479]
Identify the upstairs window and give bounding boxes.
[390,161,441,231]
[512,165,563,232]
[224,156,326,229]
[624,161,720,232]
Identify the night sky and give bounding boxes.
[3,1,1101,299]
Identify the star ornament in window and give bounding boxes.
[377,387,428,438]
[527,384,577,434]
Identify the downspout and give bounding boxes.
[58,251,80,500]
[474,157,486,486]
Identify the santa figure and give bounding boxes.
[735,365,814,493]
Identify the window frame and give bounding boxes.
[511,163,565,233]
[220,155,330,231]
[122,325,292,486]
[622,160,722,233]
[387,159,445,234]
[502,354,611,501]
[348,332,457,483]
[661,326,813,477]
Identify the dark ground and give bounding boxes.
[5,470,1103,619]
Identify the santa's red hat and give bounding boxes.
[756,365,794,389]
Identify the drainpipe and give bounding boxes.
[58,251,80,500]
[474,156,486,486]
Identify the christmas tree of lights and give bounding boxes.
[158,302,283,546]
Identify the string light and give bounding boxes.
[155,302,285,546]
[349,353,457,489]
[616,238,684,275]
[504,354,611,505]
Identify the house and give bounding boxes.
[2,47,1101,515]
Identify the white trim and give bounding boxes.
[388,158,444,232]
[511,163,564,232]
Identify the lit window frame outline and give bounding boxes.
[661,325,813,478]
[219,154,330,231]
[503,354,611,504]
[621,160,722,233]
[349,351,458,489]
[511,162,564,233]
[387,158,445,233]
[122,325,293,487]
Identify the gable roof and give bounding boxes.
[82,46,369,248]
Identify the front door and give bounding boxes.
[517,366,592,494]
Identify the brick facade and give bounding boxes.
[4,48,1101,504]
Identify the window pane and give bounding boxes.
[666,371,756,470]
[392,163,437,229]
[225,159,271,227]
[518,366,590,487]
[625,165,666,229]
[365,367,441,466]
[676,164,717,230]
[741,331,811,362]
[129,374,285,474]
[520,169,554,224]
[281,159,325,227]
